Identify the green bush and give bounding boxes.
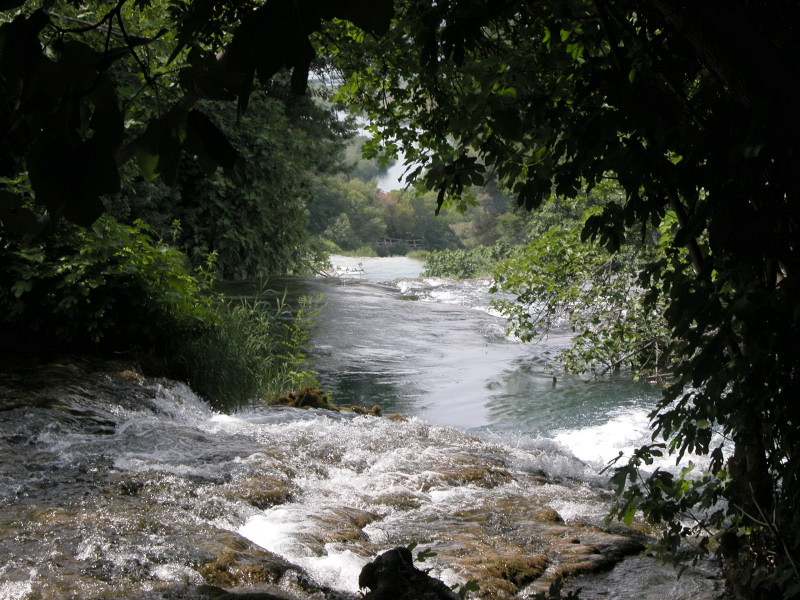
[338,246,379,257]
[109,88,351,280]
[319,238,343,254]
[406,249,429,260]
[0,217,213,349]
[0,218,319,411]
[354,245,379,257]
[422,242,520,279]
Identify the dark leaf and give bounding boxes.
[180,47,242,100]
[0,0,25,11]
[324,0,394,36]
[134,112,186,186]
[89,79,124,151]
[185,109,240,171]
[0,191,40,235]
[27,138,117,227]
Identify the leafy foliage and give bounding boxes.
[492,222,672,379]
[422,242,520,279]
[0,217,320,411]
[309,176,387,251]
[111,86,351,278]
[308,181,463,254]
[343,135,395,182]
[2,0,800,594]
[175,289,321,410]
[0,217,213,348]
[0,0,392,235]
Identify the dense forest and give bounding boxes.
[1,1,799,598]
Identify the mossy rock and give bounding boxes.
[532,507,564,524]
[273,388,392,419]
[272,386,338,410]
[196,532,299,587]
[483,553,549,587]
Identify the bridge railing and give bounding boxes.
[368,238,424,248]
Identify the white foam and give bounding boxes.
[301,547,369,592]
[237,509,307,557]
[0,582,33,600]
[554,407,652,466]
[151,563,204,584]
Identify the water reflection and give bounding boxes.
[316,369,424,416]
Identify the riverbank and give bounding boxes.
[0,356,726,600]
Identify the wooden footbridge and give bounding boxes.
[368,237,424,249]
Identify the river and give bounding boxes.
[0,256,724,600]
[316,256,665,463]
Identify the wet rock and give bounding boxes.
[547,527,646,581]
[197,531,299,587]
[273,387,338,411]
[272,387,394,419]
[187,584,297,599]
[149,581,359,600]
[359,547,459,600]
[418,454,512,490]
[465,551,549,596]
[532,507,564,524]
[311,506,382,544]
[120,369,146,385]
[425,489,649,597]
[227,476,296,510]
[350,404,382,416]
[374,489,424,510]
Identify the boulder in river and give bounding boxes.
[359,547,460,600]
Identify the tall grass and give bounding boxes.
[173,291,320,412]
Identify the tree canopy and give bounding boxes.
[0,0,392,236]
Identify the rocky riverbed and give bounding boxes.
[0,357,723,599]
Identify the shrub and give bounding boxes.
[422,242,521,279]
[338,245,379,257]
[319,238,343,254]
[0,218,320,411]
[0,217,213,349]
[354,245,379,257]
[173,291,321,410]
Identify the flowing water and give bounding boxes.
[0,256,724,600]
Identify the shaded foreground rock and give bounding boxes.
[359,547,459,600]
